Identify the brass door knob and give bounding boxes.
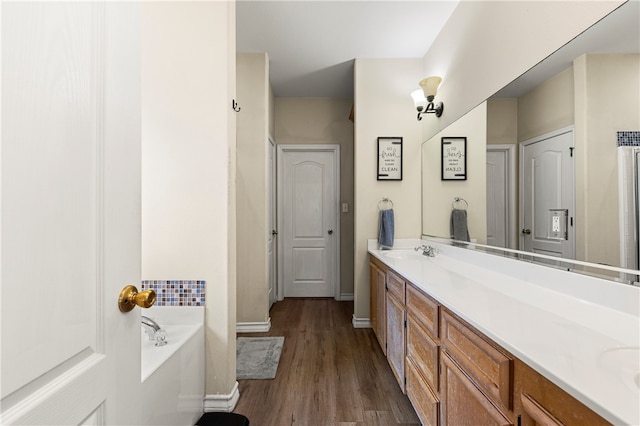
[118,285,157,312]
[522,228,532,235]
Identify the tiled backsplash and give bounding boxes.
[617,131,640,147]
[141,280,205,306]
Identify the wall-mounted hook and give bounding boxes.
[232,99,241,112]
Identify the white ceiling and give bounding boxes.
[236,1,460,98]
[237,1,639,100]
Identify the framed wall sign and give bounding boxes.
[441,137,467,180]
[377,137,403,180]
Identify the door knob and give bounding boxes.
[328,229,333,235]
[522,228,531,235]
[118,285,156,313]
[272,230,278,236]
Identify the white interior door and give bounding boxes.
[277,145,339,298]
[268,138,277,309]
[487,149,509,248]
[1,3,141,425]
[521,128,575,259]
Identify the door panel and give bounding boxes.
[522,130,575,259]
[278,146,338,298]
[1,2,141,424]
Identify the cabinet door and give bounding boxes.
[373,262,387,355]
[441,353,514,426]
[369,262,384,347]
[520,394,564,426]
[407,357,439,426]
[386,292,406,393]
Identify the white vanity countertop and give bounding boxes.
[368,239,640,425]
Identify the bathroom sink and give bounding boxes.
[598,346,640,392]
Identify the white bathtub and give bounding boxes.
[140,307,205,426]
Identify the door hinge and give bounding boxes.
[404,376,407,386]
[404,319,407,329]
[570,217,574,226]
[517,414,522,426]
[570,147,575,157]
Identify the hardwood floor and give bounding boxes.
[233,298,421,426]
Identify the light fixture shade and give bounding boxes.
[411,89,427,110]
[419,76,442,100]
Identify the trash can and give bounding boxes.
[195,412,250,426]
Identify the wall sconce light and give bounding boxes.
[411,76,444,120]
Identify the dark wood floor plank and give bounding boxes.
[233,299,420,425]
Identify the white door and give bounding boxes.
[521,128,575,259]
[277,145,339,298]
[487,149,509,248]
[1,3,141,425]
[268,139,277,308]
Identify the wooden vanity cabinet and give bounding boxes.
[368,257,611,426]
[386,270,406,393]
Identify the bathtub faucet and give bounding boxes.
[141,316,167,346]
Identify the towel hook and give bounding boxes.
[452,197,468,209]
[378,197,394,210]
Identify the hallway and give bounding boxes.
[233,299,420,425]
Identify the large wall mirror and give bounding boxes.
[422,1,639,282]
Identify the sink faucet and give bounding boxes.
[415,244,437,257]
[141,316,167,346]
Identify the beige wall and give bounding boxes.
[422,102,488,242]
[574,53,640,266]
[141,0,237,399]
[236,52,270,325]
[353,58,423,320]
[275,97,355,297]
[420,1,623,138]
[518,67,574,142]
[487,98,518,146]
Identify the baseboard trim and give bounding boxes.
[204,382,239,413]
[236,318,271,333]
[337,292,354,301]
[352,314,371,329]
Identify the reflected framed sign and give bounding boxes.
[441,137,467,180]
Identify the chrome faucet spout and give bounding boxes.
[141,315,167,346]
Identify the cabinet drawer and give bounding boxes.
[386,270,405,303]
[441,309,513,410]
[406,284,439,338]
[407,314,439,391]
[406,357,439,426]
[441,352,514,426]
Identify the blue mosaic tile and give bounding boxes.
[141,279,206,306]
[617,131,640,147]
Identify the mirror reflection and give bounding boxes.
[422,1,640,274]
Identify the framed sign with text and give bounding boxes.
[377,137,403,180]
[441,137,467,180]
